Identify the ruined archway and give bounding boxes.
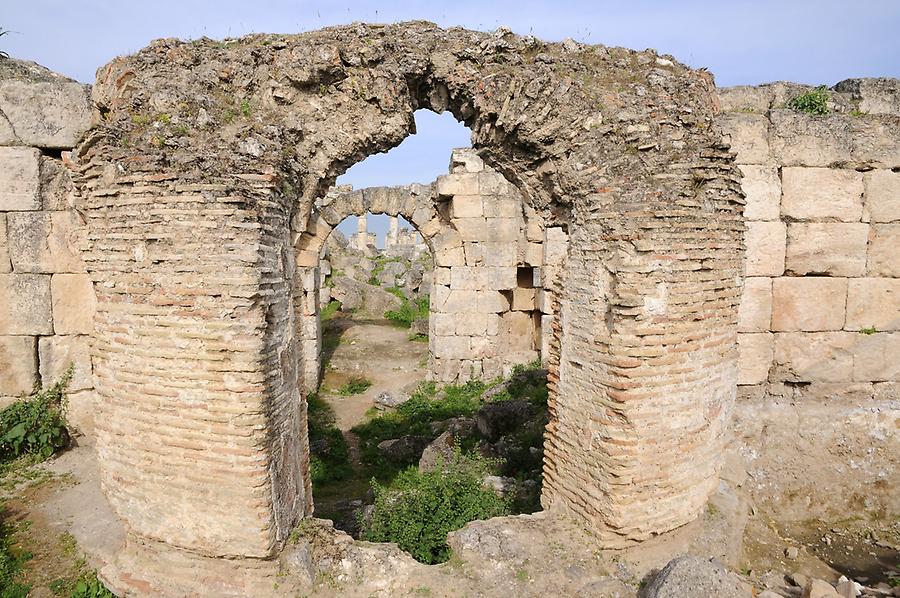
[74,22,743,595]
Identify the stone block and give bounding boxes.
[503,311,536,351]
[852,332,900,382]
[0,147,41,211]
[51,273,97,334]
[737,333,773,385]
[449,266,479,290]
[850,117,900,168]
[770,109,851,167]
[865,170,900,222]
[39,155,75,211]
[450,150,484,173]
[845,278,900,331]
[451,195,483,218]
[452,217,488,241]
[544,227,568,264]
[456,313,488,336]
[0,79,92,148]
[785,223,868,276]
[745,221,786,276]
[781,167,864,222]
[440,289,480,314]
[39,335,93,391]
[0,336,38,397]
[8,211,85,273]
[523,242,542,266]
[479,243,518,266]
[772,277,847,332]
[0,214,9,273]
[0,274,52,335]
[738,277,772,332]
[773,332,855,383]
[431,313,455,336]
[717,86,773,113]
[868,224,900,276]
[436,173,479,197]
[478,171,510,195]
[433,335,470,359]
[478,290,510,313]
[738,165,781,221]
[433,267,451,286]
[484,217,521,243]
[719,113,770,164]
[511,288,536,311]
[483,196,521,218]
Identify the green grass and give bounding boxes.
[320,300,342,321]
[337,377,372,396]
[787,86,830,115]
[307,395,351,485]
[385,295,429,328]
[0,513,30,598]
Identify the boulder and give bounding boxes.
[330,275,403,317]
[376,435,431,462]
[409,318,428,336]
[803,579,841,598]
[373,391,409,409]
[429,417,476,437]
[641,556,752,598]
[475,399,534,441]
[418,431,456,472]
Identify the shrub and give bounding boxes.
[0,367,73,463]
[337,377,372,396]
[360,451,509,564]
[787,86,830,115]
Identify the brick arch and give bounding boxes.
[75,22,743,595]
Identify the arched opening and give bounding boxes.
[293,110,558,554]
[76,25,742,595]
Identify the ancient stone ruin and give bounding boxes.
[0,21,897,598]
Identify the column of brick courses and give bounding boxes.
[73,159,306,559]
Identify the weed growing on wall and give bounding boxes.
[359,450,509,564]
[787,86,830,115]
[0,367,74,463]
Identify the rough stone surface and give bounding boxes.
[0,60,92,148]
[745,221,786,276]
[0,147,41,211]
[738,164,781,221]
[845,278,900,331]
[865,169,900,222]
[781,167,864,222]
[737,333,773,385]
[772,277,848,332]
[738,277,772,332]
[867,224,900,277]
[641,556,752,598]
[0,213,9,273]
[38,335,93,392]
[785,223,869,276]
[0,273,53,335]
[0,335,38,397]
[51,274,97,335]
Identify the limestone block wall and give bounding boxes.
[0,61,95,432]
[294,149,556,389]
[719,79,900,519]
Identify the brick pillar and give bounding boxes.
[77,169,311,594]
[542,203,740,546]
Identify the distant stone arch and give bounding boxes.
[75,22,742,595]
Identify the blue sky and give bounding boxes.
[4,1,898,243]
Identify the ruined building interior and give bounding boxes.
[0,20,897,598]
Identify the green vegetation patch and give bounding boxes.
[787,86,830,115]
[337,377,372,396]
[307,395,351,485]
[1,367,73,464]
[320,300,342,322]
[360,450,509,564]
[385,295,429,328]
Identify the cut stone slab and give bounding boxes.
[51,273,97,334]
[0,146,41,211]
[39,335,93,391]
[782,167,864,222]
[0,273,52,335]
[785,223,868,277]
[0,76,91,149]
[0,335,38,397]
[772,277,848,332]
[845,278,900,331]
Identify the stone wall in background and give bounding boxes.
[0,60,95,433]
[719,79,900,521]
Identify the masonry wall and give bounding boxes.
[0,62,96,432]
[719,79,900,520]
